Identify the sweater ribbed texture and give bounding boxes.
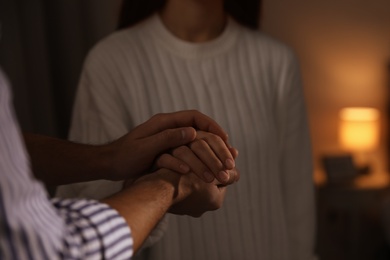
[57,14,316,260]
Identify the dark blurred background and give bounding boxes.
[1,0,389,259]
[0,0,122,138]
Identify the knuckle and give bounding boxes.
[190,139,207,150]
[172,146,189,158]
[208,133,221,143]
[151,113,162,121]
[159,129,176,142]
[156,154,170,168]
[198,131,221,143]
[151,113,167,125]
[155,159,164,169]
[214,160,224,170]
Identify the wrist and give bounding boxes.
[155,170,194,205]
[94,143,118,181]
[133,169,191,206]
[102,170,180,253]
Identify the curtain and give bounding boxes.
[0,0,122,138]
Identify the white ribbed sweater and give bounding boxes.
[57,14,316,260]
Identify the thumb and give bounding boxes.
[144,127,197,155]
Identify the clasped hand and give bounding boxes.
[108,110,239,184]
[110,110,239,217]
[156,130,239,184]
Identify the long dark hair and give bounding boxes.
[117,0,261,30]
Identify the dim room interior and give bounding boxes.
[1,0,389,259]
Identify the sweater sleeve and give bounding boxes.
[0,71,133,260]
[276,51,317,260]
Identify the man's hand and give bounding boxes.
[132,168,230,218]
[168,175,228,218]
[23,110,232,186]
[106,167,231,252]
[106,111,232,181]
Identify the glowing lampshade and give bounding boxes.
[339,107,380,151]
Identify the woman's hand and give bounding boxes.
[155,131,239,185]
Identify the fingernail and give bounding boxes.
[181,129,186,140]
[181,128,195,140]
[225,158,235,169]
[218,171,229,183]
[180,164,190,173]
[203,171,214,182]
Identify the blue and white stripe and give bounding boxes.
[0,69,133,259]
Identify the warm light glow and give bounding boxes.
[339,107,380,151]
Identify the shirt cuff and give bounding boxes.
[52,198,133,259]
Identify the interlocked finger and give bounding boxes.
[172,146,215,182]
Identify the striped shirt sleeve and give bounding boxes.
[53,198,133,259]
[0,69,133,259]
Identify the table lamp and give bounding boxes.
[338,107,380,174]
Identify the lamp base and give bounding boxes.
[322,154,358,184]
[322,153,374,185]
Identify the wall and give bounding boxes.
[261,0,390,173]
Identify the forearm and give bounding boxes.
[23,133,111,186]
[101,171,179,252]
